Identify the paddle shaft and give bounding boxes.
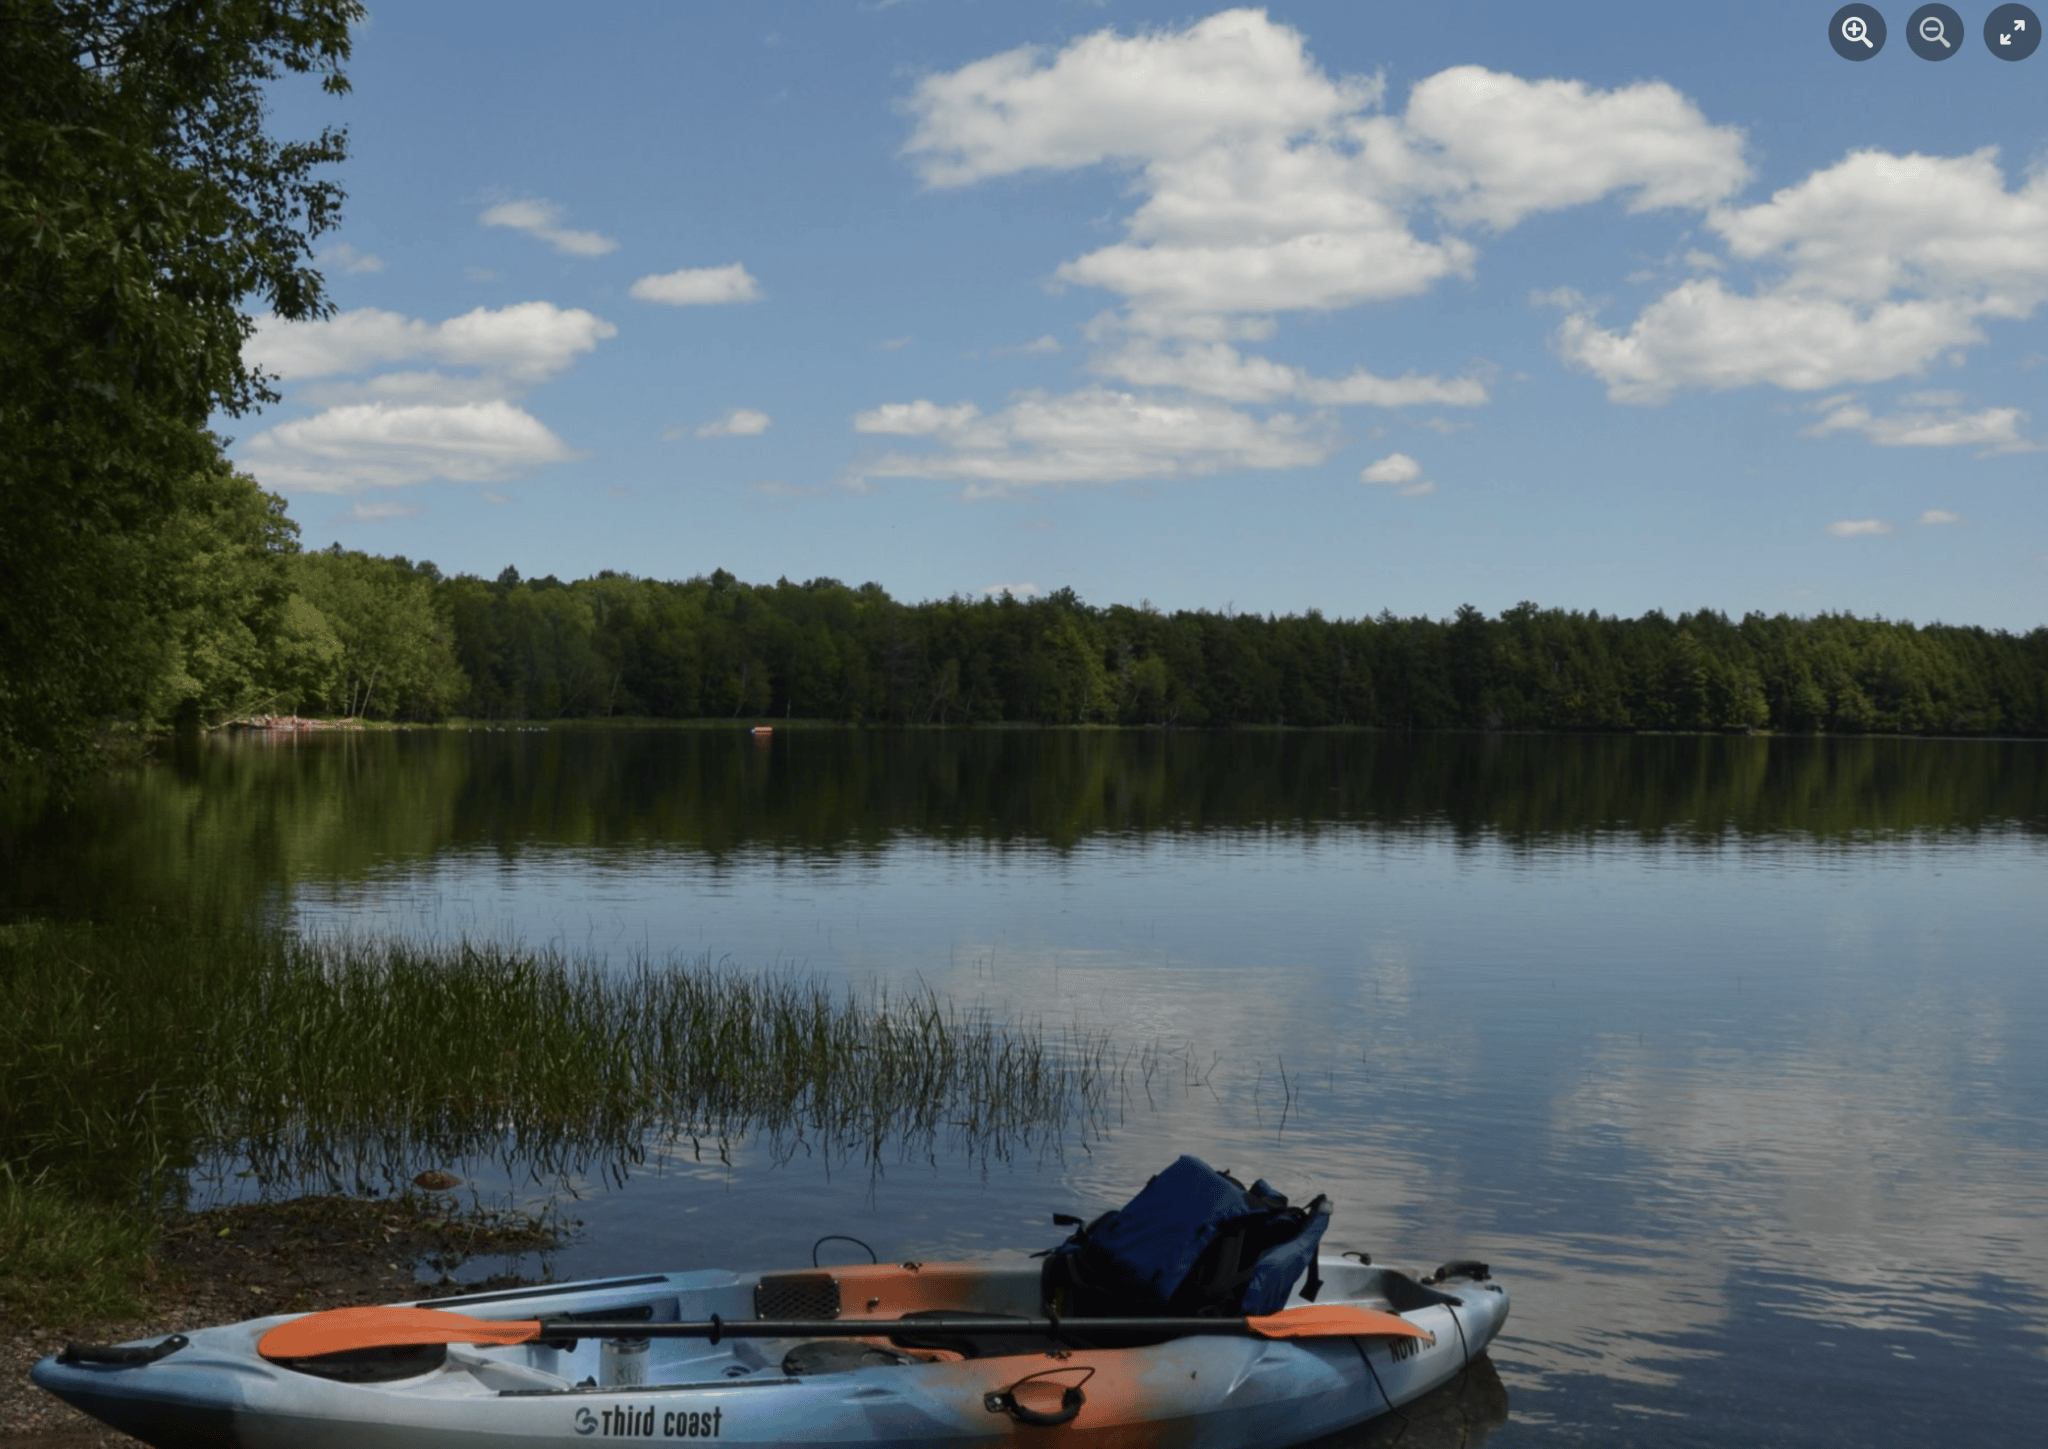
[542,1314,1329,1343]
[256,1301,1433,1359]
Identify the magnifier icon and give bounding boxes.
[1919,15,1951,45]
[1842,15,1874,46]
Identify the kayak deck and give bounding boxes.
[35,1256,1509,1449]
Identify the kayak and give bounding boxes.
[33,1253,1507,1448]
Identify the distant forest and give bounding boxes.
[160,517,2048,736]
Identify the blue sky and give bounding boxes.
[233,1,2048,629]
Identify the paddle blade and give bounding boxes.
[1245,1305,1435,1342]
[258,1306,542,1360]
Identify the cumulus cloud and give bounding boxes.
[981,582,1042,597]
[696,408,773,438]
[902,8,2048,467]
[1402,67,1747,231]
[905,9,1743,343]
[903,9,1372,188]
[1558,147,2048,401]
[1804,396,2036,453]
[1095,339,1486,406]
[1826,519,1893,537]
[247,303,616,387]
[241,400,581,494]
[853,387,1334,494]
[334,500,420,522]
[884,8,1758,479]
[238,303,611,495]
[630,264,763,306]
[1359,451,1435,495]
[317,242,384,275]
[1920,509,1962,525]
[853,400,984,435]
[1360,452,1421,484]
[479,198,618,257]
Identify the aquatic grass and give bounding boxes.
[1,921,1116,1210]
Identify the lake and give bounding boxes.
[7,727,2046,1446]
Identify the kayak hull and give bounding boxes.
[34,1257,1508,1449]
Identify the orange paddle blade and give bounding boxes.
[259,1306,542,1359]
[1246,1305,1435,1342]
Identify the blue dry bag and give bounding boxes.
[1041,1156,1330,1319]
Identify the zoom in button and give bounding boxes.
[1830,4,1888,59]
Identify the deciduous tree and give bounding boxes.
[1,0,361,773]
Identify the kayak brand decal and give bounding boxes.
[574,1404,726,1438]
[1387,1337,1424,1363]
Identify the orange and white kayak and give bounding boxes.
[34,1254,1508,1448]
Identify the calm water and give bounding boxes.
[9,728,2047,1446]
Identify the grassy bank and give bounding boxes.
[0,921,1114,1325]
[0,1169,158,1323]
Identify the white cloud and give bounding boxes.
[334,500,420,522]
[630,264,763,306]
[1805,397,2035,453]
[1826,519,1893,537]
[1360,452,1421,484]
[991,335,1063,356]
[906,11,1742,341]
[902,9,1372,188]
[1558,147,2048,401]
[1556,283,1983,403]
[239,303,613,495]
[1920,509,1961,525]
[877,335,914,351]
[1095,339,1486,406]
[1401,67,1747,231]
[855,386,1334,492]
[247,303,616,387]
[891,8,1754,477]
[1359,451,1435,496]
[853,400,984,435]
[478,198,618,257]
[240,401,580,494]
[318,242,385,275]
[697,408,773,438]
[981,582,1042,598]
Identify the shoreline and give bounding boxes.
[2,1195,558,1445]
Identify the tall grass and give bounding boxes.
[0,1165,157,1323]
[0,922,1114,1209]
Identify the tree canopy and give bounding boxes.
[1,0,362,774]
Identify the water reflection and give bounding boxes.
[5,730,2045,928]
[5,729,2046,1447]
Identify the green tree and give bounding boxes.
[292,549,465,720]
[135,457,302,729]
[1,0,362,773]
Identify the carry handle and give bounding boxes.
[984,1365,1093,1427]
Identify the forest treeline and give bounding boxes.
[7,0,2045,775]
[130,489,2048,737]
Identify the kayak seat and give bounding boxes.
[781,1341,925,1376]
